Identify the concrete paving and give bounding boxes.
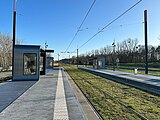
[64,71,101,120]
[0,68,98,120]
[0,81,36,112]
[62,70,87,120]
[0,69,58,120]
[53,69,69,119]
[80,67,160,95]
[95,69,160,87]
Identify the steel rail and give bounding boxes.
[76,75,160,107]
[73,71,149,120]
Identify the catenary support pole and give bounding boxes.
[144,10,148,74]
[77,48,79,68]
[12,0,17,78]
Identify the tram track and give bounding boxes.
[67,72,104,120]
[79,67,160,96]
[77,76,160,107]
[74,73,148,120]
[64,66,160,120]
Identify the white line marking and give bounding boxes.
[53,69,69,120]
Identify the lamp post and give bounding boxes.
[58,54,60,66]
[127,39,131,55]
[134,46,138,64]
[45,41,48,50]
[77,48,79,68]
[12,0,17,78]
[112,41,116,71]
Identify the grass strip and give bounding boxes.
[0,76,12,83]
[63,65,160,120]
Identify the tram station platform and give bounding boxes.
[0,68,100,120]
[79,67,160,96]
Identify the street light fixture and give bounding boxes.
[133,45,139,69]
[112,41,116,71]
[45,41,48,50]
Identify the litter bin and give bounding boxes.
[134,68,138,74]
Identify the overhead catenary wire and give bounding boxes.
[67,21,144,59]
[78,0,143,50]
[101,22,144,32]
[64,0,97,53]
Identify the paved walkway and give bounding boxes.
[0,81,36,112]
[80,67,160,95]
[0,68,99,120]
[53,69,69,119]
[80,67,160,87]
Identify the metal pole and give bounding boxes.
[58,54,59,66]
[112,40,116,71]
[44,51,46,75]
[134,47,136,65]
[77,49,78,68]
[135,46,138,65]
[144,10,148,74]
[68,55,70,65]
[113,45,115,71]
[12,0,17,78]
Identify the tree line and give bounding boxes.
[71,38,160,66]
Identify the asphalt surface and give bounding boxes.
[0,68,99,120]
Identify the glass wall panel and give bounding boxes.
[40,57,44,71]
[24,53,37,75]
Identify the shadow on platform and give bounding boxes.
[0,80,37,112]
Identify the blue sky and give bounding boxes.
[0,0,160,60]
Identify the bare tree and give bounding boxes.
[95,49,99,56]
[0,33,22,67]
[105,45,112,54]
[0,33,12,67]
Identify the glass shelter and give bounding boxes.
[46,57,54,69]
[40,49,54,75]
[93,57,105,69]
[13,45,40,81]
